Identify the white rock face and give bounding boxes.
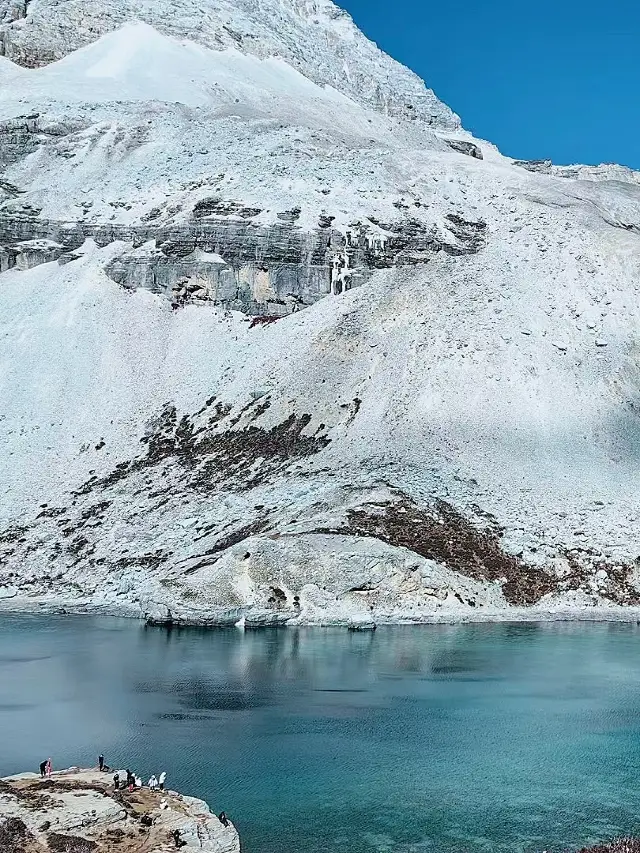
[1,0,640,624]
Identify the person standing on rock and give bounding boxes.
[45,758,52,777]
[98,754,104,771]
[113,771,120,789]
[148,775,158,791]
[39,760,47,778]
[159,771,166,791]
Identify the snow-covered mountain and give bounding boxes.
[1,0,640,625]
[0,0,458,127]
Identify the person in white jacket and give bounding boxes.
[159,771,166,791]
[148,775,158,791]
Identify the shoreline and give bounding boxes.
[2,595,640,627]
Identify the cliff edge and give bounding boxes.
[0,768,239,853]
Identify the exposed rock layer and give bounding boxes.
[0,208,487,314]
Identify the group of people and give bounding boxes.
[36,752,230,837]
[113,768,166,793]
[38,754,166,796]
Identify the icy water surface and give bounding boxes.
[1,617,640,853]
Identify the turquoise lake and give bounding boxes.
[1,617,640,853]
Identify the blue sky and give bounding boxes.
[341,0,640,169]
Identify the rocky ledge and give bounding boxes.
[0,768,239,853]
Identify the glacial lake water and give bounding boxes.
[1,617,640,853]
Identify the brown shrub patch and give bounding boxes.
[47,833,97,853]
[0,817,35,853]
[317,495,556,606]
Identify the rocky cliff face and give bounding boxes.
[1,0,640,624]
[0,194,486,314]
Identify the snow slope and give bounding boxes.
[0,0,458,127]
[5,21,374,117]
[0,21,456,230]
[1,1,640,625]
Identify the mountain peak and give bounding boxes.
[0,0,459,129]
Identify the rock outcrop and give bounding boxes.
[0,19,476,316]
[0,209,486,314]
[0,768,240,853]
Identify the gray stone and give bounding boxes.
[444,139,483,160]
[513,159,553,174]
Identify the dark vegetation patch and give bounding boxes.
[193,398,232,422]
[68,536,90,558]
[0,817,35,853]
[39,780,106,796]
[3,395,328,577]
[80,502,110,521]
[77,404,329,498]
[47,833,97,853]
[315,496,555,606]
[0,779,55,811]
[104,827,125,842]
[249,316,280,329]
[250,397,272,421]
[183,517,271,574]
[0,525,29,545]
[36,507,67,520]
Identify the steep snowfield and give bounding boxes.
[1,1,640,624]
[0,0,458,127]
[5,22,377,117]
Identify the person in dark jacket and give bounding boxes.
[39,760,47,778]
[98,754,104,771]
